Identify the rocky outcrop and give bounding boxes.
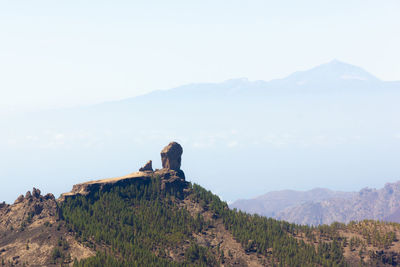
[155,168,187,191]
[60,142,187,201]
[59,172,153,201]
[1,188,59,226]
[139,160,153,172]
[0,188,95,266]
[32,187,41,198]
[0,201,7,209]
[161,142,183,170]
[60,168,188,202]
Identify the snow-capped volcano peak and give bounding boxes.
[282,60,380,86]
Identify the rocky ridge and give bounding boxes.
[60,141,187,202]
[1,141,189,266]
[0,188,94,266]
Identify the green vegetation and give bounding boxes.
[347,220,398,249]
[59,178,399,266]
[191,184,347,267]
[60,178,215,267]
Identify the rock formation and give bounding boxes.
[161,142,183,170]
[32,187,41,198]
[139,160,153,172]
[60,142,187,201]
[0,188,94,265]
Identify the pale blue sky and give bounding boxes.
[0,0,399,111]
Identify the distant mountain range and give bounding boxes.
[104,60,399,109]
[1,60,400,204]
[230,181,400,225]
[230,188,354,218]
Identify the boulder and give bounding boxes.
[25,191,32,199]
[161,142,183,170]
[32,188,41,198]
[139,160,153,172]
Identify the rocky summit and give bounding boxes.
[60,142,187,201]
[161,141,183,171]
[0,188,94,266]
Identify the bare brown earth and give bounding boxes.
[182,198,268,267]
[0,189,95,266]
[339,221,400,266]
[290,221,400,267]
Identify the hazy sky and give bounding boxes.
[0,0,399,111]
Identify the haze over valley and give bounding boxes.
[1,60,400,204]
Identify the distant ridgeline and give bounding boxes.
[231,183,400,226]
[1,142,400,266]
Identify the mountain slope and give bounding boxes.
[59,173,347,267]
[0,189,94,266]
[1,143,400,266]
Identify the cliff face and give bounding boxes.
[60,169,188,202]
[60,141,188,202]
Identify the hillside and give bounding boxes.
[1,142,400,266]
[231,183,400,226]
[0,189,94,266]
